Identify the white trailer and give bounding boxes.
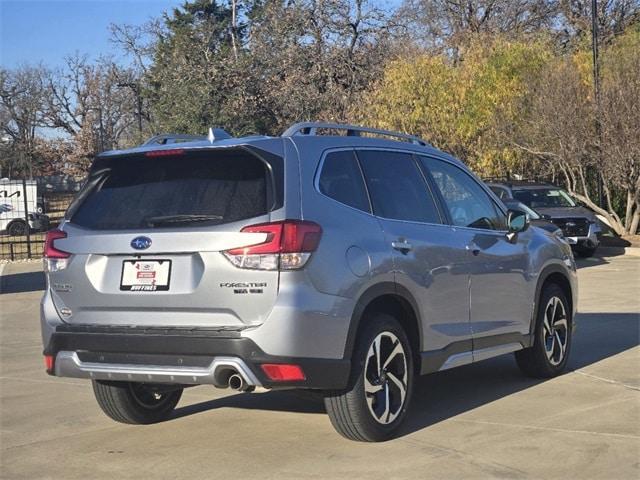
[0,179,49,236]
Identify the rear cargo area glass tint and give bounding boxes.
[71,150,273,230]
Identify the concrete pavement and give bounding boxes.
[1,254,638,479]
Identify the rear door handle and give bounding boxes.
[392,240,413,253]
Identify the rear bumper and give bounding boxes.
[43,324,350,390]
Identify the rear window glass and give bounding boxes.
[71,150,272,230]
[318,150,370,212]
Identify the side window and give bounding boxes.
[357,150,441,223]
[318,150,370,212]
[421,157,506,230]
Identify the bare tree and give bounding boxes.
[246,0,401,132]
[513,47,639,234]
[0,66,48,177]
[42,54,140,155]
[599,29,640,233]
[558,0,640,46]
[398,0,560,54]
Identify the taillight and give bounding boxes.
[44,230,69,259]
[223,220,322,270]
[44,230,70,272]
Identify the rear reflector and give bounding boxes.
[44,230,70,259]
[145,148,185,157]
[44,355,54,374]
[261,364,306,382]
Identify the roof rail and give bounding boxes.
[282,122,429,146]
[483,176,550,185]
[483,176,514,183]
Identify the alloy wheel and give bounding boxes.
[364,331,408,425]
[542,296,569,366]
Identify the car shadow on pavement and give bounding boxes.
[399,311,639,437]
[172,389,326,419]
[575,256,610,269]
[171,312,639,437]
[0,271,45,294]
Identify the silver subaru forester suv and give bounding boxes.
[40,123,577,441]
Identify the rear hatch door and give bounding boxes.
[48,146,284,328]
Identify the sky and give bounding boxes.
[0,0,183,68]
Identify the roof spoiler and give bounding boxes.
[144,128,232,146]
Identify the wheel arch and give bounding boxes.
[343,282,422,367]
[531,265,575,339]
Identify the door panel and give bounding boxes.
[356,150,473,353]
[379,220,473,351]
[459,228,533,338]
[419,155,532,348]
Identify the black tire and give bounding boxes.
[92,381,183,424]
[324,313,414,442]
[516,283,572,378]
[7,220,28,237]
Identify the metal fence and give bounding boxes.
[1,178,78,261]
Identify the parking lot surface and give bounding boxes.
[1,254,638,479]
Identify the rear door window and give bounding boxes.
[357,150,441,223]
[71,150,273,230]
[318,150,370,212]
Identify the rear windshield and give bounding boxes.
[71,150,274,230]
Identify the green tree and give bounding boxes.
[146,0,245,134]
[359,37,551,174]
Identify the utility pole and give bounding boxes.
[591,0,605,208]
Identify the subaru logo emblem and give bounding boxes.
[131,236,152,250]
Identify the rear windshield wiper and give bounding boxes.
[143,214,224,227]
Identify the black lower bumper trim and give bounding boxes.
[45,325,350,390]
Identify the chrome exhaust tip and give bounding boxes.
[228,373,254,392]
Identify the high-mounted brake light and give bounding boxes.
[223,220,322,270]
[44,230,69,259]
[144,148,185,158]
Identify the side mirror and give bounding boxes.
[506,209,529,242]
